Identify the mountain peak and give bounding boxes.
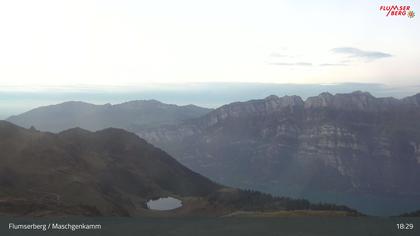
[319,92,333,97]
[265,95,280,100]
[264,95,304,109]
[402,93,420,106]
[350,90,373,97]
[59,126,92,136]
[305,91,380,110]
[122,99,163,105]
[7,100,212,133]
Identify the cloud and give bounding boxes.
[331,47,392,61]
[268,62,312,66]
[268,46,391,67]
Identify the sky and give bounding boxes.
[0,0,419,117]
[0,0,419,88]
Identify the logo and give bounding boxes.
[408,10,415,18]
[379,5,415,18]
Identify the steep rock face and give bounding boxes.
[402,93,420,106]
[202,95,304,127]
[304,91,402,111]
[136,92,420,214]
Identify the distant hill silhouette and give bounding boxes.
[7,100,212,132]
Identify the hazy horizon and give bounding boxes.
[1,82,419,119]
[1,1,419,119]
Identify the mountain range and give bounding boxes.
[6,100,212,132]
[5,91,420,215]
[134,91,420,215]
[0,121,357,217]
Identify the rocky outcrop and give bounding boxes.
[402,93,420,106]
[135,91,420,215]
[304,91,403,111]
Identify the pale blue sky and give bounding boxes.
[0,1,419,118]
[0,0,419,88]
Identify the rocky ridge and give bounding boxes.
[135,91,420,215]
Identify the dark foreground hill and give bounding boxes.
[6,100,212,132]
[136,91,420,215]
[0,121,357,217]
